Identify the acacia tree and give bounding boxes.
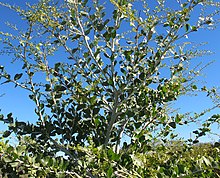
[0,0,220,177]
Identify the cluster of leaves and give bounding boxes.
[0,137,72,177]
[0,0,220,177]
[0,138,219,177]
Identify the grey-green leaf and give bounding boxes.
[14,73,23,81]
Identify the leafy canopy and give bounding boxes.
[0,0,220,177]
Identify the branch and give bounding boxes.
[177,166,220,178]
[49,138,96,178]
[23,22,45,126]
[104,91,119,147]
[72,1,110,81]
[115,118,128,153]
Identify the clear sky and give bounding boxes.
[0,0,219,142]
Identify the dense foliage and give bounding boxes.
[0,0,220,177]
[0,139,219,177]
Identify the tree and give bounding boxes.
[0,0,220,177]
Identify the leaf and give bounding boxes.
[97,24,105,31]
[181,3,188,8]
[14,73,23,81]
[60,21,67,25]
[72,34,81,40]
[175,114,182,123]
[9,161,19,168]
[104,19,110,25]
[185,24,190,32]
[0,114,3,121]
[80,11,88,16]
[93,108,100,115]
[139,72,145,80]
[193,130,199,134]
[104,52,110,58]
[85,27,92,35]
[120,68,126,75]
[72,48,78,54]
[107,166,113,178]
[163,22,169,27]
[16,145,26,156]
[2,156,12,163]
[123,50,133,59]
[108,149,120,161]
[163,131,169,137]
[45,84,51,91]
[3,130,11,137]
[202,156,211,166]
[53,40,60,44]
[131,154,144,167]
[54,85,66,92]
[192,85,197,90]
[103,31,111,41]
[193,139,199,144]
[15,121,26,129]
[111,29,116,38]
[168,122,176,129]
[192,26,197,31]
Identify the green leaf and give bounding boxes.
[202,156,211,166]
[54,85,66,92]
[168,122,176,129]
[72,34,81,40]
[107,166,113,178]
[9,161,20,168]
[2,156,12,163]
[45,84,51,91]
[192,85,197,90]
[192,26,197,31]
[60,21,67,25]
[181,3,188,8]
[206,20,212,24]
[85,27,92,35]
[185,24,190,32]
[103,31,111,41]
[175,114,182,123]
[120,68,126,75]
[93,108,100,115]
[193,130,199,134]
[111,29,116,38]
[72,48,78,54]
[193,139,199,144]
[16,145,26,156]
[123,50,133,59]
[139,72,145,80]
[97,24,105,31]
[104,19,110,25]
[53,40,60,44]
[14,73,23,81]
[3,130,11,137]
[80,11,88,16]
[163,131,169,137]
[163,22,169,27]
[0,114,3,120]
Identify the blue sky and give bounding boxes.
[0,0,219,142]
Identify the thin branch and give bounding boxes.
[115,118,128,153]
[23,22,45,126]
[104,91,119,147]
[72,1,110,81]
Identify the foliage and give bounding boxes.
[0,0,220,177]
[0,138,219,177]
